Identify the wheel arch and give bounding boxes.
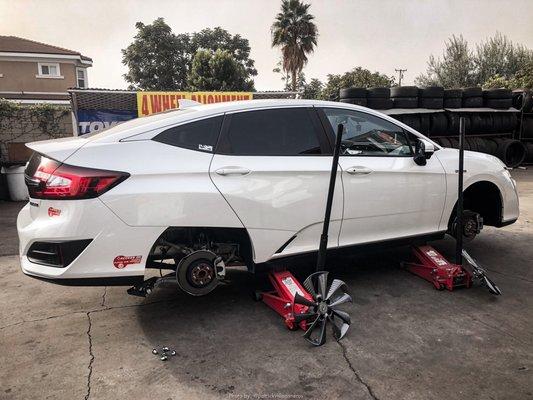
[447,180,504,229]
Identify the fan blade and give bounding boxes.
[329,292,352,308]
[304,316,327,346]
[329,315,350,340]
[303,275,318,300]
[318,272,328,299]
[483,275,502,295]
[332,309,351,325]
[293,311,318,324]
[326,279,348,300]
[293,292,317,307]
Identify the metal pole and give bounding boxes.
[456,117,466,265]
[316,123,344,271]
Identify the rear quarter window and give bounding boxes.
[152,116,223,153]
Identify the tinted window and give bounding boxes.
[323,108,413,156]
[220,108,322,156]
[153,116,223,152]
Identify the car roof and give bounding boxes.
[87,99,430,144]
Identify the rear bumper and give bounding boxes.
[17,198,165,284]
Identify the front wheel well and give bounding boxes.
[448,180,503,228]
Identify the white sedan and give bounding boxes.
[17,100,519,295]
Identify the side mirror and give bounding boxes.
[414,139,435,166]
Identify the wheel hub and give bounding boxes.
[318,302,329,315]
[189,262,214,287]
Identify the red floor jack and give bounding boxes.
[257,124,352,346]
[403,117,501,295]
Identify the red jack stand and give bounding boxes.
[402,245,472,291]
[259,270,313,331]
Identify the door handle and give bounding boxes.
[346,166,373,175]
[215,167,251,176]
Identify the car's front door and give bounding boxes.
[319,107,447,247]
[209,107,343,263]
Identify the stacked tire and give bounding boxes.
[390,86,418,108]
[418,86,444,109]
[339,87,367,106]
[462,87,483,108]
[444,89,462,108]
[366,87,393,109]
[483,88,512,109]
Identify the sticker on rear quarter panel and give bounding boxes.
[113,255,142,269]
[48,207,61,217]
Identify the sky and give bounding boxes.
[2,0,533,91]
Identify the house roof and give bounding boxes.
[0,35,92,62]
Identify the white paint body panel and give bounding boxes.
[17,100,519,283]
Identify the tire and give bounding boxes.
[439,137,452,148]
[484,138,498,155]
[419,97,444,109]
[485,98,512,109]
[443,98,462,108]
[496,139,527,167]
[401,115,421,132]
[419,86,444,98]
[483,88,512,99]
[463,87,483,98]
[339,97,367,106]
[367,87,390,98]
[446,113,460,135]
[340,87,367,99]
[466,137,478,152]
[367,98,393,109]
[390,86,419,97]
[525,143,533,163]
[520,92,533,113]
[449,138,460,148]
[391,97,418,108]
[419,114,431,134]
[429,113,447,136]
[492,114,504,133]
[473,137,488,153]
[521,117,533,138]
[444,89,463,99]
[463,97,483,108]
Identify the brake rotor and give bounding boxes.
[292,271,352,346]
[176,250,219,296]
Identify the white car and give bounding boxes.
[17,100,519,295]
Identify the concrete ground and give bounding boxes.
[1,171,532,400]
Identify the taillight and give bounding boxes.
[25,154,129,200]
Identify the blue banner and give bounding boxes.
[77,109,137,135]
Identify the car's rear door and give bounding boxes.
[209,106,342,263]
[318,107,446,247]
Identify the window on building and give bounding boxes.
[76,68,87,88]
[37,63,61,77]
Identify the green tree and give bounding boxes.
[483,60,533,89]
[188,49,254,91]
[122,19,256,90]
[122,18,191,90]
[415,35,476,88]
[475,32,533,84]
[321,67,395,100]
[301,78,323,99]
[191,27,257,80]
[416,33,533,88]
[271,0,318,91]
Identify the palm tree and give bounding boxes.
[271,0,318,92]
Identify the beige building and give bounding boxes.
[0,36,92,104]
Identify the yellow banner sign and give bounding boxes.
[137,91,253,117]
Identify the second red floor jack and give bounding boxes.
[402,117,501,295]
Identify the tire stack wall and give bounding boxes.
[337,86,528,167]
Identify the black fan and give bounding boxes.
[292,271,352,346]
[462,250,502,295]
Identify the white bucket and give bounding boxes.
[1,165,29,201]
